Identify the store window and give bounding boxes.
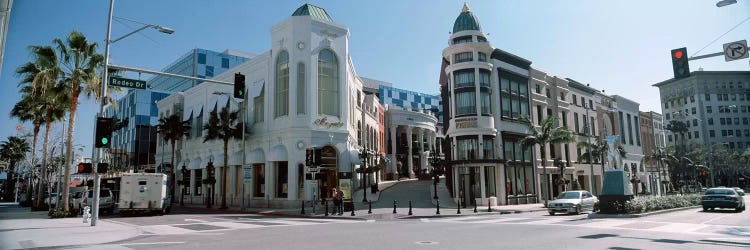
[194,170,202,195]
[485,167,496,197]
[276,162,288,198]
[457,136,478,160]
[253,164,265,197]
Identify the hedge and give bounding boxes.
[624,194,701,214]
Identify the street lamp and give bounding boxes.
[357,146,373,202]
[428,150,444,199]
[179,160,189,206]
[716,0,737,7]
[212,91,247,210]
[91,0,174,227]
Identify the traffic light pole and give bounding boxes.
[91,0,115,227]
[689,52,724,61]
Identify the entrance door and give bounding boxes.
[459,174,472,208]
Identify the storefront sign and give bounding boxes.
[314,117,344,128]
[455,117,477,129]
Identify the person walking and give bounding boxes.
[331,187,340,215]
[336,187,344,215]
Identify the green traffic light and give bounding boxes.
[101,138,109,145]
[239,90,243,95]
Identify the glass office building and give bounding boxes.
[148,48,253,92]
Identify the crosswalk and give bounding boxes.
[134,218,361,235]
[428,216,750,236]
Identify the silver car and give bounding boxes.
[548,190,598,215]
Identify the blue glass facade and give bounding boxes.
[379,85,443,124]
[148,48,251,92]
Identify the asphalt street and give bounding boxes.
[81,196,750,249]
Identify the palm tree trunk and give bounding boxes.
[31,123,40,208]
[6,161,15,201]
[540,146,548,207]
[221,139,228,209]
[62,89,79,212]
[170,140,176,206]
[41,110,53,210]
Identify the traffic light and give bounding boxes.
[306,148,314,166]
[234,73,246,99]
[95,117,114,148]
[207,161,215,180]
[97,163,109,174]
[671,47,690,79]
[77,163,93,174]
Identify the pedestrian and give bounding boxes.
[331,187,339,215]
[336,187,344,215]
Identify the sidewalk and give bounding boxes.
[0,202,140,249]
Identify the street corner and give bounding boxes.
[0,218,142,249]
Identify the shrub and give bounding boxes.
[624,194,701,214]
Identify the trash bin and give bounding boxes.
[488,196,497,207]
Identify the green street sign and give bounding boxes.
[109,76,147,89]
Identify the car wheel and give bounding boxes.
[736,206,743,212]
[703,206,709,211]
[548,211,555,216]
[593,203,599,213]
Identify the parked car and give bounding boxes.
[81,189,115,214]
[548,190,598,215]
[732,187,745,196]
[72,191,85,213]
[702,187,745,212]
[44,193,57,207]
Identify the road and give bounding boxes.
[85,196,750,249]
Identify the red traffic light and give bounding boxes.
[77,163,92,173]
[673,50,683,59]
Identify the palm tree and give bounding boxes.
[203,103,242,209]
[16,45,68,208]
[665,120,688,153]
[156,114,191,204]
[644,147,671,195]
[54,31,105,211]
[0,136,31,201]
[11,95,45,207]
[520,116,573,207]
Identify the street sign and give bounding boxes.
[723,40,748,62]
[242,165,252,181]
[109,76,147,89]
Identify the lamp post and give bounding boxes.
[92,0,174,227]
[358,147,372,203]
[180,161,188,206]
[205,156,215,208]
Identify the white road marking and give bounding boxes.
[366,220,376,223]
[701,213,735,225]
[184,218,208,223]
[119,242,184,246]
[420,218,430,222]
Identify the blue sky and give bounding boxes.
[1,0,748,157]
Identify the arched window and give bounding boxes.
[275,50,289,117]
[318,49,339,117]
[297,62,306,115]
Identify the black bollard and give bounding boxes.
[368,201,372,214]
[488,199,492,212]
[393,200,397,214]
[408,201,413,215]
[436,199,441,215]
[473,201,478,213]
[301,200,306,215]
[457,198,461,214]
[351,202,356,216]
[325,200,329,217]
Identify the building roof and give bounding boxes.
[491,48,532,70]
[566,78,600,95]
[652,71,750,87]
[292,3,333,23]
[453,3,481,33]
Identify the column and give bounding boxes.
[418,128,425,172]
[290,162,299,200]
[190,169,196,204]
[229,165,236,205]
[390,125,398,175]
[407,127,414,178]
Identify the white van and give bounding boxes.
[119,173,171,216]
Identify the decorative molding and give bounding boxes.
[314,117,344,128]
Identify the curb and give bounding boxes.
[587,205,701,219]
[401,207,547,219]
[173,205,368,220]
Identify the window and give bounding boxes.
[709,130,715,137]
[722,130,728,137]
[668,134,673,142]
[705,94,710,101]
[477,36,487,42]
[318,49,339,117]
[690,95,695,103]
[254,87,264,123]
[692,119,697,127]
[536,105,542,125]
[545,88,550,98]
[665,113,670,120]
[574,113,580,133]
[480,90,491,115]
[665,102,669,109]
[572,94,578,105]
[483,137,494,159]
[535,84,541,94]
[634,116,640,146]
[452,35,472,44]
[691,107,696,114]
[276,162,288,198]
[734,117,740,125]
[485,167,496,197]
[221,58,229,68]
[720,118,726,125]
[478,52,487,62]
[728,130,734,136]
[454,52,473,63]
[253,164,265,197]
[194,170,203,195]
[743,106,748,113]
[561,112,568,128]
[500,74,530,120]
[457,136,478,160]
[205,66,214,77]
[454,69,475,88]
[706,106,712,113]
[589,100,593,110]
[708,118,714,125]
[560,93,566,101]
[297,62,306,114]
[591,117,596,136]
[694,131,699,138]
[197,53,206,64]
[744,117,749,125]
[456,91,476,116]
[626,113,633,145]
[275,51,289,117]
[479,69,491,87]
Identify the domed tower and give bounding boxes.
[442,3,498,208]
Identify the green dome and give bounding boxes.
[452,4,480,33]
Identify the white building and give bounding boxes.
[158,4,388,208]
[612,95,646,193]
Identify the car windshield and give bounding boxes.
[705,189,736,195]
[88,190,110,198]
[557,192,581,199]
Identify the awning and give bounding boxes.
[182,106,193,120]
[194,104,204,117]
[268,145,288,161]
[251,79,265,98]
